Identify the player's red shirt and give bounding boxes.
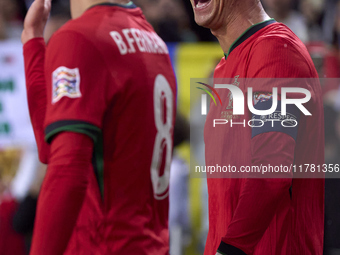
[40,3,176,254]
[0,196,26,255]
[204,20,324,255]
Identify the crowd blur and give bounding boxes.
[0,0,339,255]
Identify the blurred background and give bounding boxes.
[0,0,339,254]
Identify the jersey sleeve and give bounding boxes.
[246,35,314,78]
[23,38,50,164]
[30,132,93,255]
[218,36,312,255]
[44,30,110,144]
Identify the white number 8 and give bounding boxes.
[151,74,174,200]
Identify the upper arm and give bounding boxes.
[43,30,109,143]
[245,36,313,168]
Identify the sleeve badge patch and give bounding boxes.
[253,92,273,105]
[52,66,81,103]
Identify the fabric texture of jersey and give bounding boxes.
[42,4,176,255]
[204,20,324,255]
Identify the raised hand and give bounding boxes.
[21,0,52,44]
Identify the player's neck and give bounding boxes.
[211,2,270,55]
[70,0,131,19]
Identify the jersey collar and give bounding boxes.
[224,18,276,59]
[91,1,138,9]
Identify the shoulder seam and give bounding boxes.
[48,30,115,104]
[248,35,315,77]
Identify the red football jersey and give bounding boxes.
[0,196,26,255]
[204,20,324,254]
[43,3,176,254]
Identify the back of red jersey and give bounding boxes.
[44,4,176,254]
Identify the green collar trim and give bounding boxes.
[90,1,137,10]
[224,18,276,59]
[125,1,134,6]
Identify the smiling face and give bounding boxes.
[190,0,237,30]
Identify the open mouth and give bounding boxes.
[194,0,212,8]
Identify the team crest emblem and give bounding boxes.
[52,66,81,103]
